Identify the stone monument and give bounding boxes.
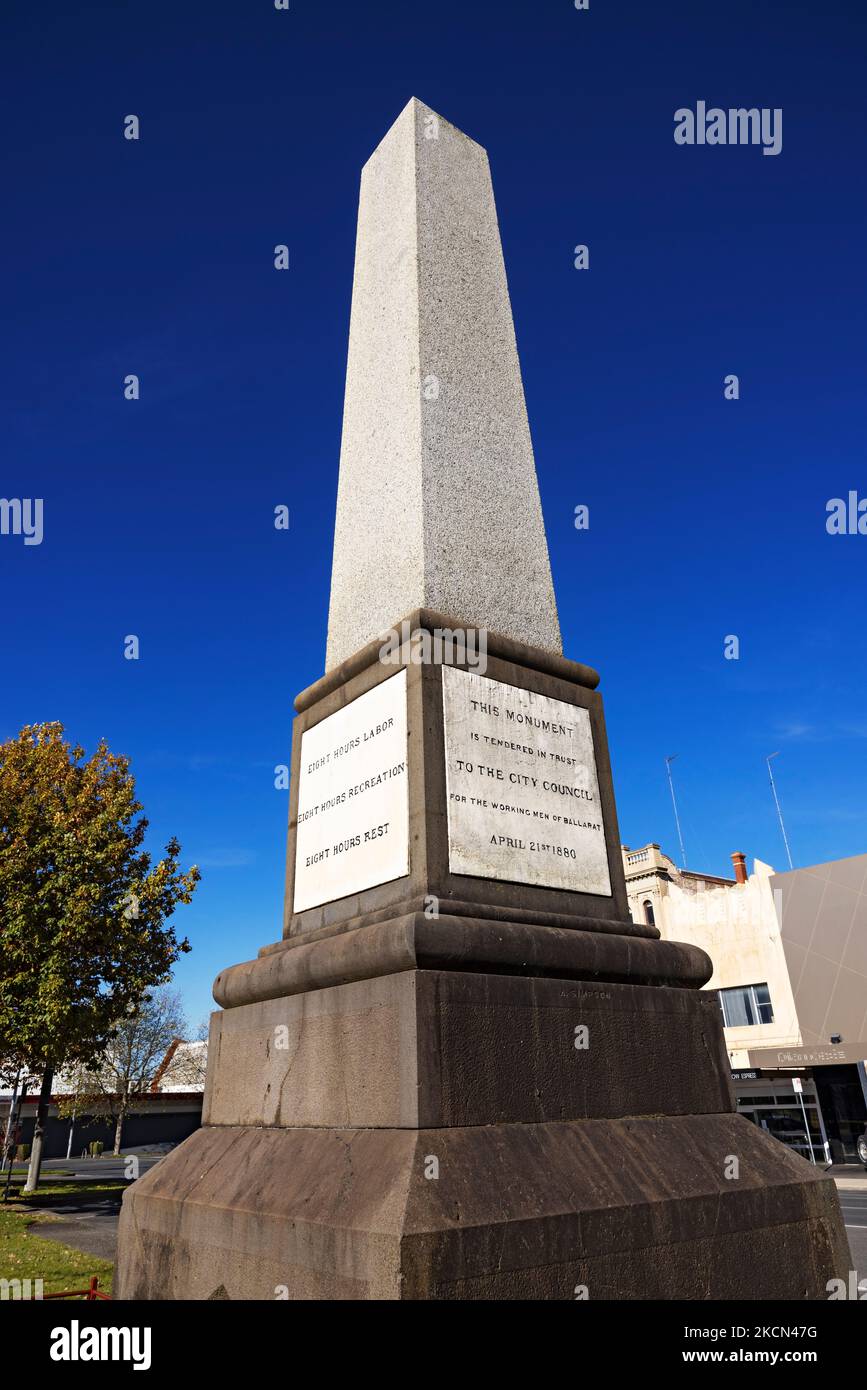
[116,99,849,1300]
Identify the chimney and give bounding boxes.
[731,851,748,885]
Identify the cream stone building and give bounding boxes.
[622,843,867,1165]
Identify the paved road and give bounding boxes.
[838,1188,867,1280]
[6,1154,163,1182]
[28,1193,124,1262]
[5,1154,164,1264]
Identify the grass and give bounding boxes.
[11,1182,126,1201]
[0,1204,114,1296]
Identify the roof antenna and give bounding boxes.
[665,754,687,868]
[766,752,794,869]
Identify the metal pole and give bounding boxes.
[796,1087,816,1165]
[766,753,794,869]
[2,1080,29,1203]
[815,1084,832,1167]
[2,1067,21,1158]
[665,755,687,868]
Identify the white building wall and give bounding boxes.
[623,846,802,1066]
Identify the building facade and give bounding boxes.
[0,1091,203,1160]
[1,1037,207,1161]
[622,843,867,1164]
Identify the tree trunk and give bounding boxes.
[113,1102,125,1156]
[22,1065,54,1194]
[65,1106,76,1161]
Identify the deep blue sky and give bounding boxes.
[3,0,865,1026]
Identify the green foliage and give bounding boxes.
[0,722,199,1072]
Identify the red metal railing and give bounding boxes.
[41,1276,112,1300]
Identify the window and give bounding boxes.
[718,983,774,1028]
[643,900,655,927]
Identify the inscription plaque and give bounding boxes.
[293,669,409,913]
[442,665,611,895]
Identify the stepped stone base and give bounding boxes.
[115,1113,849,1301]
[201,969,732,1130]
[114,619,853,1299]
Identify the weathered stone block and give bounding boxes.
[203,969,732,1130]
[116,1115,850,1301]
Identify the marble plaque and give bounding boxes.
[293,670,409,913]
[442,666,611,896]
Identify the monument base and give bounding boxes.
[114,621,851,1299]
[116,1109,848,1300]
[200,967,734,1129]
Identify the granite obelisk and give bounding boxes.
[327,97,560,667]
[116,99,849,1300]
